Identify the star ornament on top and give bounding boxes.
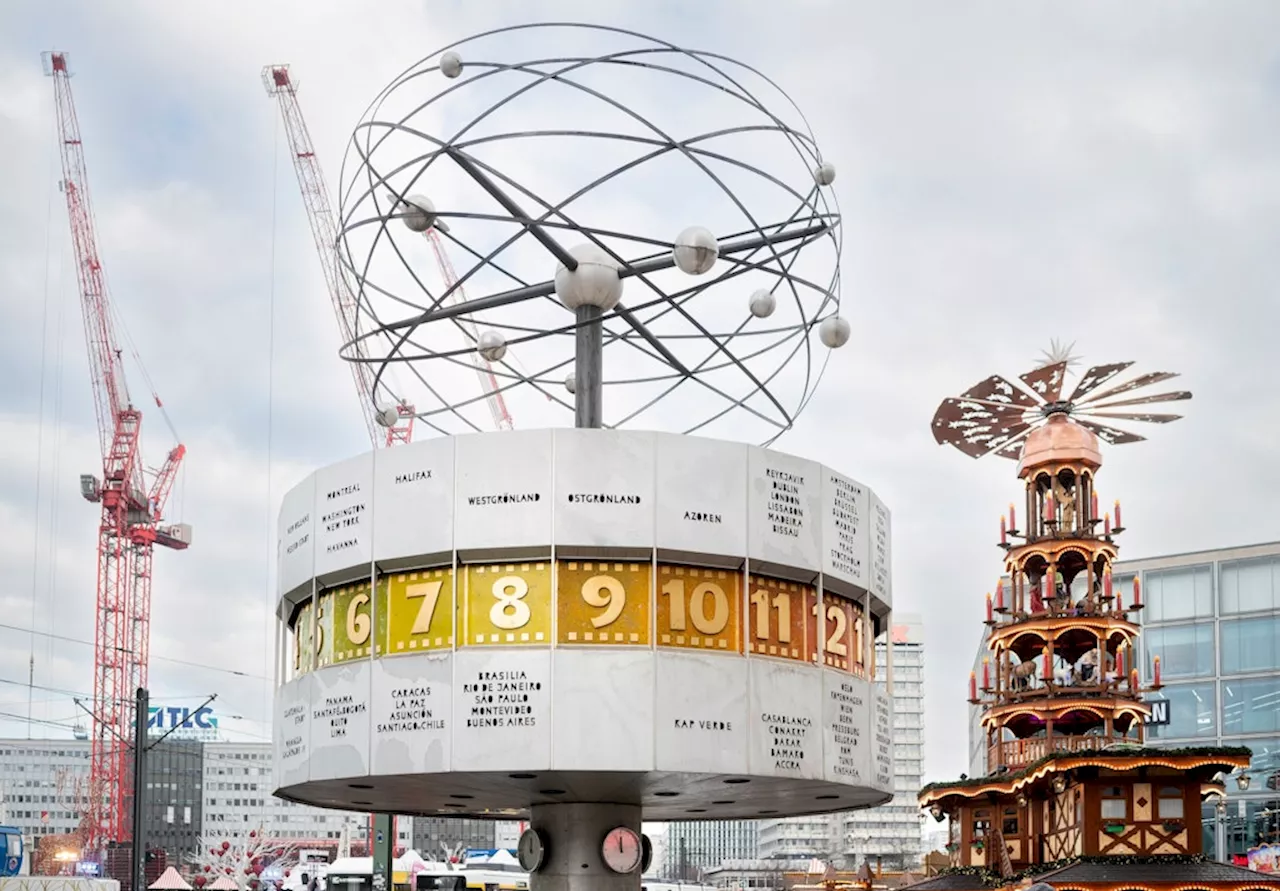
[930,351,1193,460]
[1036,339,1081,372]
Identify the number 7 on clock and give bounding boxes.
[385,567,455,653]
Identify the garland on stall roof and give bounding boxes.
[936,854,1212,888]
[920,745,1252,794]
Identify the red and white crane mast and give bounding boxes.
[43,50,190,854]
[262,65,415,447]
[263,64,514,442]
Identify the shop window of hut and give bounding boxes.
[1100,786,1128,820]
[1002,806,1020,836]
[1157,785,1184,819]
[972,808,991,839]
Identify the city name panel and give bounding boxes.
[274,429,894,820]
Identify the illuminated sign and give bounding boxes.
[147,705,219,739]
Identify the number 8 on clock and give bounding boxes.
[464,562,552,646]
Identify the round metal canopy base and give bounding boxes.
[275,768,891,822]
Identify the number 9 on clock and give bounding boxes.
[557,561,651,645]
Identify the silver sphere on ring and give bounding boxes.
[336,23,846,445]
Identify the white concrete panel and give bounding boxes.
[822,671,872,786]
[453,430,553,556]
[553,429,655,552]
[821,470,871,597]
[313,453,374,582]
[274,674,311,788]
[654,651,749,775]
[552,649,654,770]
[370,652,452,775]
[748,659,823,781]
[871,687,894,793]
[747,447,822,578]
[654,433,748,562]
[308,661,371,782]
[451,648,552,771]
[869,490,893,608]
[371,437,455,567]
[278,475,316,600]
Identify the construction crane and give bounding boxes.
[43,51,191,855]
[261,63,514,443]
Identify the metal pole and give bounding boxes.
[131,687,148,891]
[575,305,603,428]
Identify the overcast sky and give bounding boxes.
[2,0,1279,802]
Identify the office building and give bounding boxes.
[966,540,1280,863]
[841,616,925,869]
[661,820,759,879]
[144,739,204,862]
[756,617,926,870]
[0,738,417,858]
[1118,541,1280,863]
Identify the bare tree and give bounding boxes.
[186,828,298,890]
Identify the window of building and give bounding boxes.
[1143,565,1213,623]
[1143,622,1215,679]
[1220,615,1280,675]
[1157,786,1184,819]
[971,809,990,840]
[1146,682,1217,740]
[1100,786,1127,820]
[1220,556,1280,615]
[1222,677,1280,735]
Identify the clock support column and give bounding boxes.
[529,802,643,891]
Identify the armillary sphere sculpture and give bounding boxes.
[336,22,847,444]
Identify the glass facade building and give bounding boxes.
[968,541,1280,863]
[1116,542,1280,863]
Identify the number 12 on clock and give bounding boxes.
[815,594,865,674]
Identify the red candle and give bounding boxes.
[1153,655,1162,687]
[1009,503,1016,531]
[995,579,1005,611]
[1104,512,1111,536]
[1000,515,1007,545]
[1091,491,1099,521]
[1104,570,1113,600]
[1117,648,1125,678]
[1114,499,1122,528]
[1116,581,1124,611]
[1133,576,1142,607]
[982,657,991,689]
[1043,648,1052,679]
[1130,668,1139,691]
[986,592,994,623]
[1043,495,1055,523]
[969,671,978,700]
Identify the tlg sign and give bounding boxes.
[147,705,219,740]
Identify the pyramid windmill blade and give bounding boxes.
[1018,360,1069,403]
[1076,418,1147,445]
[1075,371,1180,407]
[1079,411,1183,424]
[931,397,1031,457]
[960,374,1040,409]
[989,426,1034,460]
[1066,362,1133,403]
[1085,390,1193,411]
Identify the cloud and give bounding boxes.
[1,0,1278,814]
